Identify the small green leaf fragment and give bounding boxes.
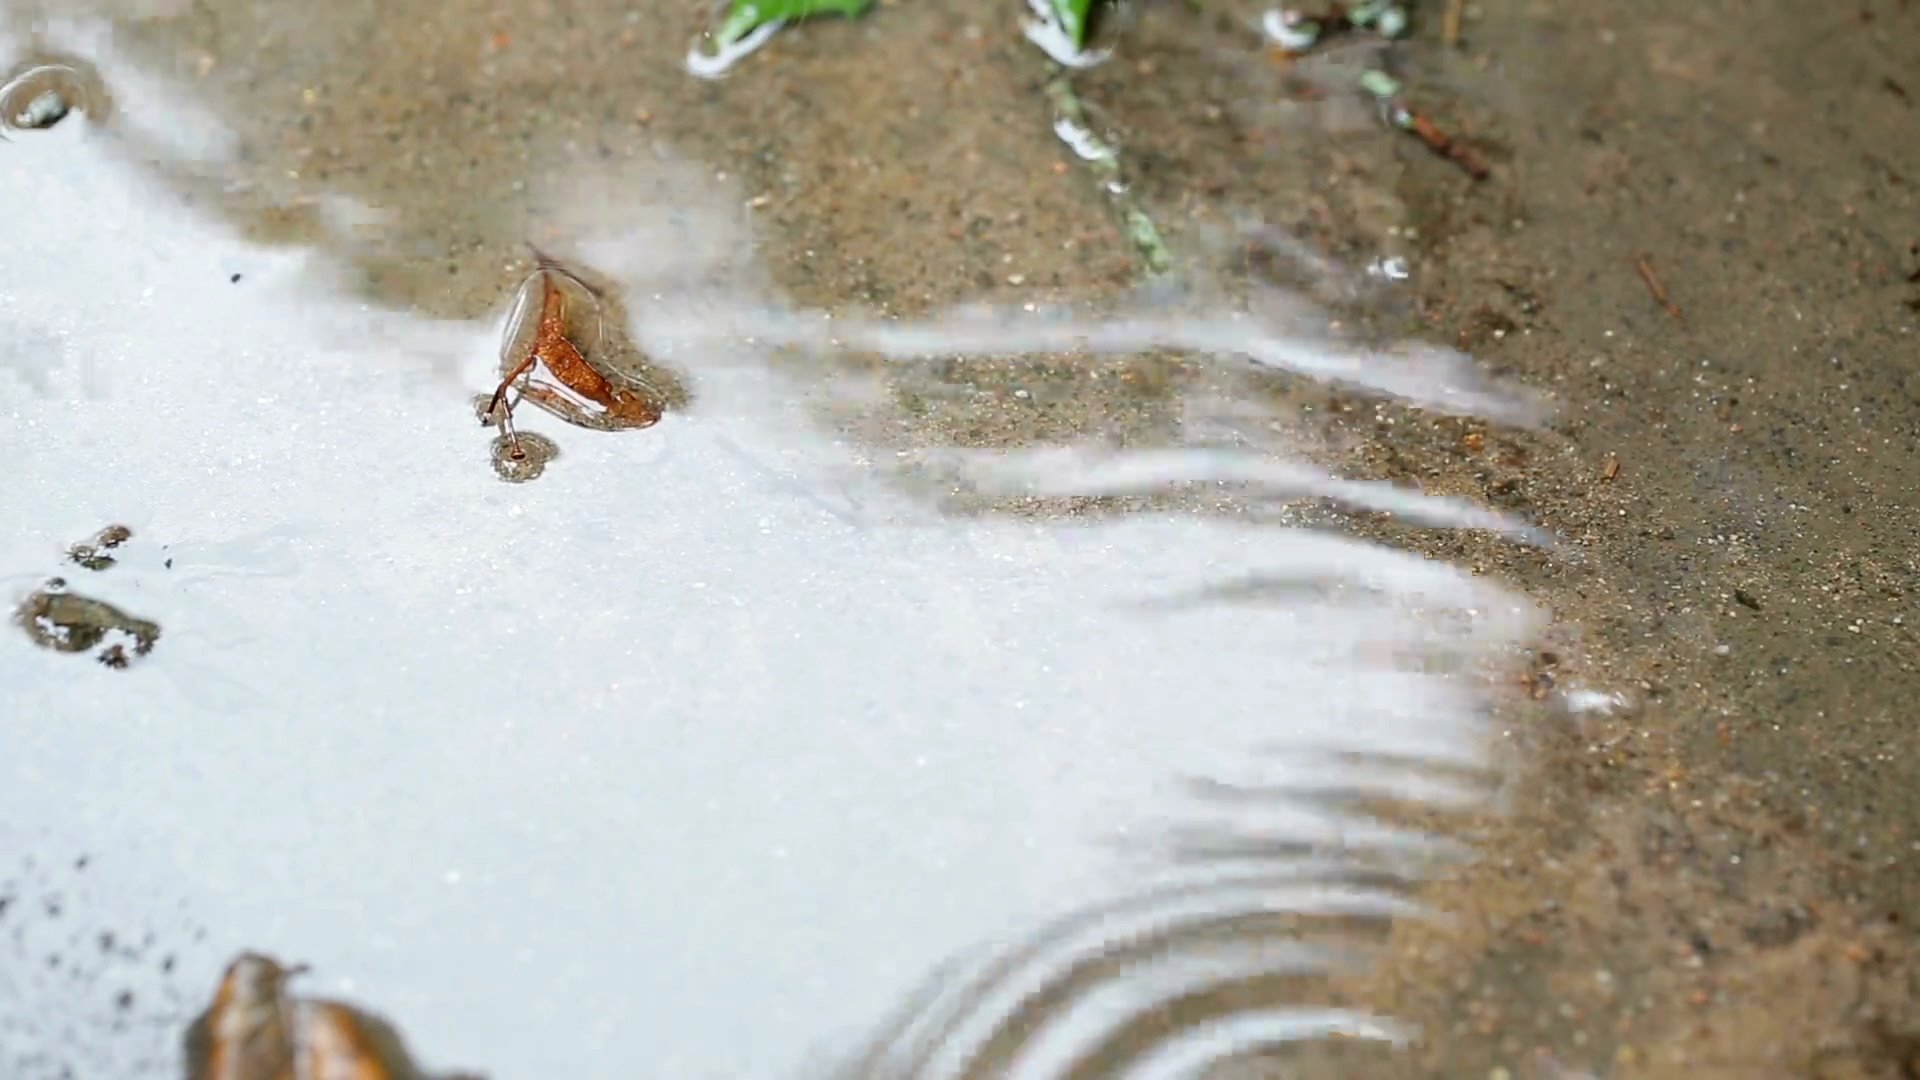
[1123,209,1174,277]
[717,0,876,46]
[1359,68,1403,101]
[1048,0,1098,49]
[716,4,764,46]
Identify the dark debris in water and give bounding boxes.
[16,525,160,668]
[2,851,207,1080]
[14,581,161,669]
[66,524,132,571]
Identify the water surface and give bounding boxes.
[0,11,1552,1079]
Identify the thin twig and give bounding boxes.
[1634,253,1685,323]
[1404,110,1489,179]
[1360,69,1489,180]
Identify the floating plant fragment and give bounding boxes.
[67,524,133,571]
[1262,1,1409,55]
[1026,3,1167,273]
[17,525,160,667]
[686,0,875,79]
[1045,75,1173,276]
[14,578,161,669]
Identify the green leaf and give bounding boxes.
[717,0,876,46]
[1047,0,1098,49]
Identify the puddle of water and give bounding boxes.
[0,34,1545,1080]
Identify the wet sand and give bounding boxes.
[6,0,1917,1075]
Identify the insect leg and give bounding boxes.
[484,353,539,459]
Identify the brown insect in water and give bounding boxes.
[183,953,303,1080]
[185,951,485,1080]
[479,247,661,460]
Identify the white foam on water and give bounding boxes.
[685,17,787,80]
[1021,0,1113,68]
[0,37,1545,1080]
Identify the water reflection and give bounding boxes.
[1,19,1543,1080]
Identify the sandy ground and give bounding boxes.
[5,0,1917,1075]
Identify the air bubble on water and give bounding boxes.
[0,65,86,134]
[1052,116,1116,164]
[1261,9,1320,52]
[1366,255,1411,282]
